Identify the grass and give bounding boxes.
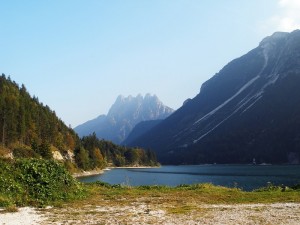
[0,146,10,157]
[67,181,300,210]
[35,181,300,224]
[3,205,18,213]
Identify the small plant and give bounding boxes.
[5,204,18,213]
[0,195,13,207]
[138,185,169,190]
[93,181,112,188]
[291,183,300,190]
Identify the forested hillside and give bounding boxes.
[0,74,78,152]
[0,74,158,170]
[77,133,158,170]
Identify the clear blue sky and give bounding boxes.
[1,0,300,127]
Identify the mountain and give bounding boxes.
[0,75,159,169]
[0,74,79,159]
[123,120,163,145]
[128,30,300,165]
[75,94,174,144]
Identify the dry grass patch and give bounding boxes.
[34,182,300,224]
[0,146,11,158]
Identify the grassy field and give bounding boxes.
[84,182,300,206]
[37,182,300,224]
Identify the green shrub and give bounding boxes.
[254,182,290,192]
[31,141,53,160]
[0,158,84,206]
[93,181,112,188]
[138,185,170,190]
[13,147,40,159]
[291,183,300,190]
[64,160,78,174]
[0,194,14,207]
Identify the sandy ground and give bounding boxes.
[0,207,45,225]
[72,169,104,178]
[72,166,157,178]
[1,203,300,225]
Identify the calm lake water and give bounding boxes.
[78,165,300,191]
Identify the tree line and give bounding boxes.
[0,74,158,170]
[76,133,157,170]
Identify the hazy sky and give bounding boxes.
[1,0,300,127]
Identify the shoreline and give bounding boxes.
[72,169,104,178]
[107,165,159,169]
[73,165,159,178]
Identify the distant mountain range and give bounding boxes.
[74,94,174,144]
[128,30,300,165]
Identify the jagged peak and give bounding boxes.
[136,93,143,99]
[108,94,173,118]
[115,94,137,104]
[144,93,158,100]
[115,93,162,103]
[116,94,125,102]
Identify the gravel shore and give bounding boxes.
[0,207,45,225]
[72,169,104,178]
[72,166,156,178]
[1,203,300,225]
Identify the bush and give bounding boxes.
[13,147,40,159]
[290,183,300,190]
[64,160,78,174]
[254,182,290,192]
[31,141,53,160]
[0,158,84,206]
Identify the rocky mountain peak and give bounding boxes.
[75,94,174,144]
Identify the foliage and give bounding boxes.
[74,146,90,170]
[291,184,300,190]
[253,182,295,192]
[64,160,78,174]
[76,133,159,170]
[0,158,84,207]
[0,75,158,173]
[0,74,79,152]
[83,181,300,207]
[13,147,40,159]
[31,141,53,159]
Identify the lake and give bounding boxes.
[78,164,300,191]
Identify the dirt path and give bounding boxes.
[2,203,300,225]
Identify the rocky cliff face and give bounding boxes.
[74,94,174,144]
[128,30,300,164]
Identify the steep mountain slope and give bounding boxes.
[75,94,174,144]
[123,120,163,145]
[129,30,300,164]
[0,74,78,157]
